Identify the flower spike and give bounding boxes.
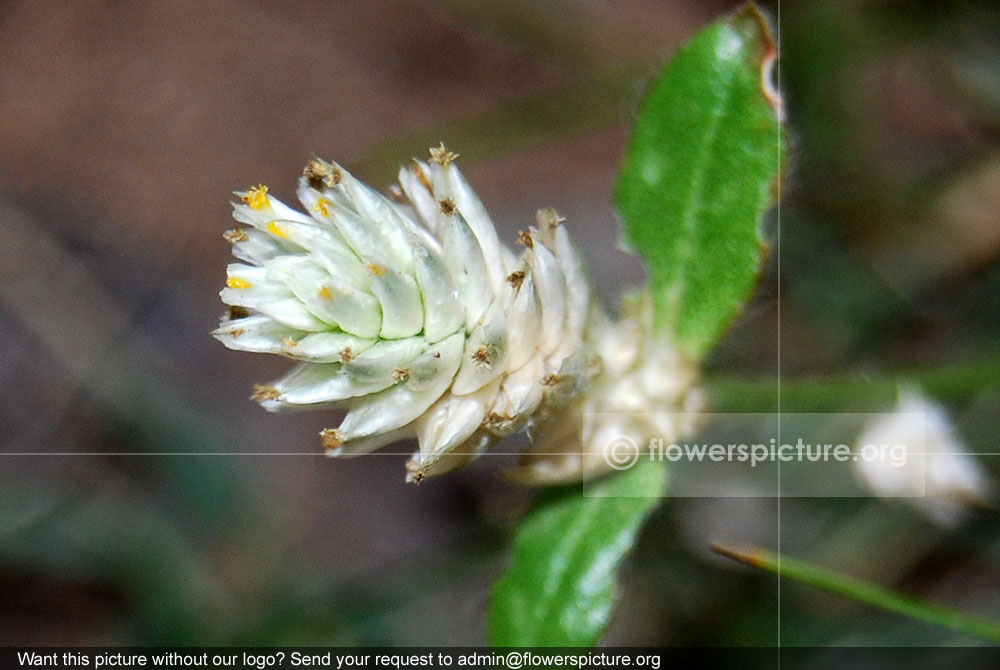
[215,149,598,481]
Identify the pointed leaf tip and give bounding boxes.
[615,3,786,359]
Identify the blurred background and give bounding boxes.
[1,0,998,647]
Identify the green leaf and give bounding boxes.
[615,4,785,359]
[712,543,1000,644]
[489,460,667,647]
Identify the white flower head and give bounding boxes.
[510,291,706,485]
[853,388,993,527]
[213,147,592,481]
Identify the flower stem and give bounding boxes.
[711,542,1000,643]
[705,351,1000,413]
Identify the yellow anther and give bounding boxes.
[224,228,248,244]
[312,197,332,217]
[283,337,298,348]
[266,221,288,239]
[472,345,491,366]
[429,143,459,167]
[318,285,333,299]
[366,262,387,277]
[226,276,252,289]
[304,159,329,189]
[439,198,457,216]
[242,184,269,210]
[320,428,343,450]
[305,158,343,188]
[251,384,281,402]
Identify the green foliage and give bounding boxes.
[489,5,788,647]
[489,460,667,646]
[615,5,785,359]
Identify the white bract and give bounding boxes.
[853,389,992,527]
[214,148,595,481]
[512,292,705,484]
[214,147,703,482]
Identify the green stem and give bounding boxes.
[705,351,1000,413]
[712,543,1000,644]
